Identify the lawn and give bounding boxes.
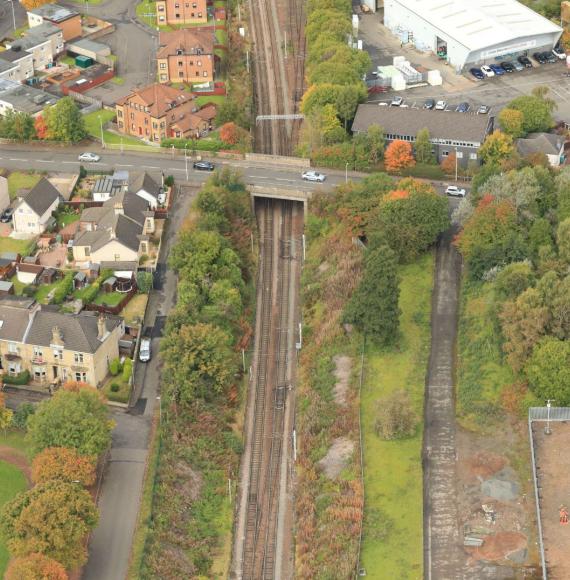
[59,55,76,67]
[9,275,27,296]
[54,211,80,228]
[195,94,226,107]
[360,253,434,580]
[7,172,41,200]
[84,109,150,148]
[215,28,227,45]
[94,291,125,307]
[34,282,59,304]
[0,237,32,257]
[121,293,148,325]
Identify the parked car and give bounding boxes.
[456,102,470,113]
[445,185,466,197]
[469,67,485,80]
[0,208,14,223]
[139,338,151,362]
[533,52,547,64]
[480,65,495,77]
[500,61,515,73]
[193,161,215,171]
[489,64,505,75]
[302,170,326,182]
[543,51,557,63]
[423,98,435,109]
[477,104,490,115]
[512,60,524,71]
[518,55,533,68]
[553,45,567,60]
[157,191,167,205]
[391,96,403,106]
[78,152,100,162]
[435,100,447,110]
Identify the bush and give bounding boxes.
[160,138,230,152]
[109,358,122,376]
[374,390,417,440]
[136,271,153,293]
[22,285,36,297]
[122,358,133,382]
[110,383,120,393]
[3,370,30,386]
[164,175,174,187]
[53,271,73,305]
[402,163,445,180]
[12,402,35,430]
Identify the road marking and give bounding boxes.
[116,164,133,167]
[37,160,51,163]
[251,175,270,179]
[143,166,160,169]
[9,158,26,162]
[275,178,294,182]
[62,161,77,164]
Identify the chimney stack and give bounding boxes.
[97,315,106,340]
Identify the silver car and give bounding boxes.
[78,152,100,162]
[302,171,326,182]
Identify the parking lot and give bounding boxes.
[358,12,570,120]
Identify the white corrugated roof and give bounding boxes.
[392,0,562,51]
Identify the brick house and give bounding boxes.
[157,29,214,84]
[27,4,82,42]
[155,0,207,26]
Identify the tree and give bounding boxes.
[0,481,98,568]
[525,337,570,404]
[482,167,542,214]
[494,262,535,301]
[366,124,385,164]
[557,217,570,264]
[531,85,557,113]
[384,140,415,173]
[34,115,50,140]
[12,403,35,430]
[44,98,86,143]
[529,218,553,256]
[479,131,515,166]
[5,553,68,580]
[344,244,400,345]
[414,127,434,164]
[498,108,525,138]
[0,393,13,433]
[136,271,153,293]
[219,122,250,149]
[20,0,53,10]
[26,389,113,456]
[374,390,417,440]
[440,152,456,175]
[0,111,35,141]
[507,95,554,134]
[31,447,96,486]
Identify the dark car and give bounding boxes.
[0,208,14,223]
[543,51,557,63]
[489,64,505,75]
[193,161,215,171]
[533,52,547,64]
[500,61,515,72]
[518,55,533,68]
[469,67,485,80]
[423,98,435,109]
[456,102,470,113]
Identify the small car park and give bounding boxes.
[518,56,533,68]
[0,208,14,223]
[480,65,495,77]
[456,102,470,113]
[470,67,485,80]
[423,99,435,109]
[445,186,466,197]
[500,61,515,73]
[477,105,490,115]
[302,171,326,182]
[489,64,505,75]
[78,152,100,163]
[391,96,403,106]
[435,100,447,110]
[193,161,215,171]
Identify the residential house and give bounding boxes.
[155,0,207,26]
[0,49,34,83]
[13,178,61,235]
[129,172,163,209]
[0,79,59,118]
[72,191,155,265]
[6,23,64,72]
[115,83,216,143]
[351,104,494,167]
[27,3,82,41]
[157,29,214,84]
[0,296,123,386]
[92,175,125,202]
[516,132,566,167]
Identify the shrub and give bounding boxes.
[122,358,133,382]
[109,358,122,376]
[22,286,36,297]
[12,403,35,430]
[53,272,73,305]
[136,271,153,293]
[164,175,175,187]
[374,390,417,440]
[3,371,31,386]
[110,383,120,393]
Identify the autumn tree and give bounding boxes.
[219,122,250,149]
[440,152,457,175]
[5,553,68,580]
[507,94,554,134]
[498,108,525,138]
[20,0,54,10]
[26,389,112,456]
[44,97,86,143]
[384,140,415,173]
[34,115,50,140]
[414,127,434,164]
[525,337,570,404]
[31,447,96,486]
[479,131,515,166]
[0,481,98,568]
[344,244,400,345]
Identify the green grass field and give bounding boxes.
[7,172,41,200]
[83,110,152,147]
[195,94,226,107]
[0,238,32,258]
[360,253,434,580]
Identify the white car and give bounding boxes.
[480,65,495,78]
[445,185,466,197]
[157,191,167,205]
[139,338,151,362]
[553,46,566,60]
[302,171,326,182]
[435,100,447,110]
[391,96,403,106]
[78,152,100,162]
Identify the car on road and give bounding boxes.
[193,160,215,171]
[477,104,490,114]
[480,65,495,77]
[391,96,403,106]
[435,100,447,110]
[518,55,533,68]
[533,52,547,64]
[500,61,515,73]
[469,67,485,80]
[456,102,470,113]
[553,45,567,60]
[0,208,14,223]
[78,152,100,163]
[489,64,505,75]
[445,185,466,197]
[139,338,151,363]
[423,98,435,109]
[302,170,326,182]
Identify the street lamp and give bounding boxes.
[345,161,349,184]
[545,399,555,435]
[6,0,16,32]
[99,115,105,149]
[454,146,458,182]
[185,142,189,181]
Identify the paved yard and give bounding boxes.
[38,245,67,268]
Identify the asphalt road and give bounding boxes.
[0,0,26,40]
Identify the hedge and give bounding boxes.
[160,138,236,152]
[3,370,31,385]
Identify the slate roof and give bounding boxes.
[100,261,138,271]
[129,172,161,198]
[0,298,34,342]
[0,48,32,63]
[19,178,61,216]
[516,132,565,157]
[351,104,493,144]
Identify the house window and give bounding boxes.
[470,152,477,160]
[8,342,18,354]
[53,348,63,360]
[8,362,20,375]
[203,71,207,77]
[114,254,121,261]
[160,62,166,69]
[130,112,134,120]
[158,4,164,9]
[456,151,463,159]
[179,71,184,77]
[178,61,183,67]
[34,367,46,381]
[74,352,84,364]
[441,151,449,157]
[160,74,167,81]
[197,60,201,66]
[175,13,180,17]
[117,110,123,117]
[75,372,87,382]
[159,15,165,21]
[174,2,179,6]
[118,121,124,128]
[33,346,43,357]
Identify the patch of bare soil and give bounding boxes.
[466,532,527,562]
[0,446,31,485]
[173,461,203,502]
[333,355,352,406]
[318,437,354,480]
[459,450,506,483]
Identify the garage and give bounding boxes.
[383,0,562,72]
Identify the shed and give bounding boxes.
[102,276,117,293]
[39,267,60,285]
[0,281,14,295]
[0,257,16,280]
[0,252,20,263]
[73,271,87,289]
[16,263,44,285]
[75,55,94,68]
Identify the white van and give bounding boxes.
[139,338,151,362]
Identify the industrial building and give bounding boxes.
[383,0,562,71]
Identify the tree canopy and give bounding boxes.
[31,447,96,486]
[44,98,86,143]
[5,553,68,580]
[507,95,554,134]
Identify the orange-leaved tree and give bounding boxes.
[5,553,68,580]
[32,447,96,487]
[384,140,415,173]
[34,115,50,140]
[20,0,54,11]
[440,152,456,175]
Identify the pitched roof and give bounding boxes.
[19,178,61,216]
[351,104,492,144]
[0,298,34,342]
[116,83,194,118]
[157,29,215,59]
[129,172,161,197]
[516,132,565,157]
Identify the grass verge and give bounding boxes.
[7,172,41,200]
[0,238,33,258]
[360,252,433,579]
